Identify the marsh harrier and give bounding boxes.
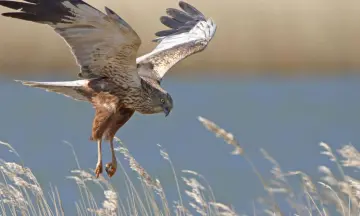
[0,0,217,178]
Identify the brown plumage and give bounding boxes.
[0,0,217,178]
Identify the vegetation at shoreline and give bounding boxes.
[0,116,359,215]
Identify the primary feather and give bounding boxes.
[136,1,217,83]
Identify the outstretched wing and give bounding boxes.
[0,0,142,86]
[136,1,217,82]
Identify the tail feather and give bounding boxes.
[15,79,90,101]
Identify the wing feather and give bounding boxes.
[166,8,193,23]
[136,1,216,82]
[0,0,141,86]
[15,79,90,101]
[159,16,182,29]
[178,1,205,19]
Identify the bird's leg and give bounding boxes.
[105,138,117,178]
[95,139,103,178]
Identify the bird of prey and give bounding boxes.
[0,0,217,178]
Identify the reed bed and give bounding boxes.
[0,117,359,216]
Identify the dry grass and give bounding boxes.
[0,117,359,215]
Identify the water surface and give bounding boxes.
[0,74,359,214]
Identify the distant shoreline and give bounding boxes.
[1,0,360,74]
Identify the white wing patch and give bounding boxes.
[139,19,216,61]
[137,17,217,82]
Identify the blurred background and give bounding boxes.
[1,0,360,214]
[1,0,360,74]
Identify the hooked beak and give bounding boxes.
[163,107,171,117]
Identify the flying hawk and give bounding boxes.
[0,0,217,178]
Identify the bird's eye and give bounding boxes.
[160,98,165,104]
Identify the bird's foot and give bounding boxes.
[95,162,103,178]
[105,160,117,178]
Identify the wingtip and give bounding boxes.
[14,79,33,86]
[14,79,26,84]
[104,6,113,15]
[178,1,187,7]
[2,12,11,17]
[178,1,189,5]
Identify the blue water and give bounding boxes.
[0,73,359,214]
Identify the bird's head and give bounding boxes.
[151,91,173,117]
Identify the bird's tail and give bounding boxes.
[15,79,91,102]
